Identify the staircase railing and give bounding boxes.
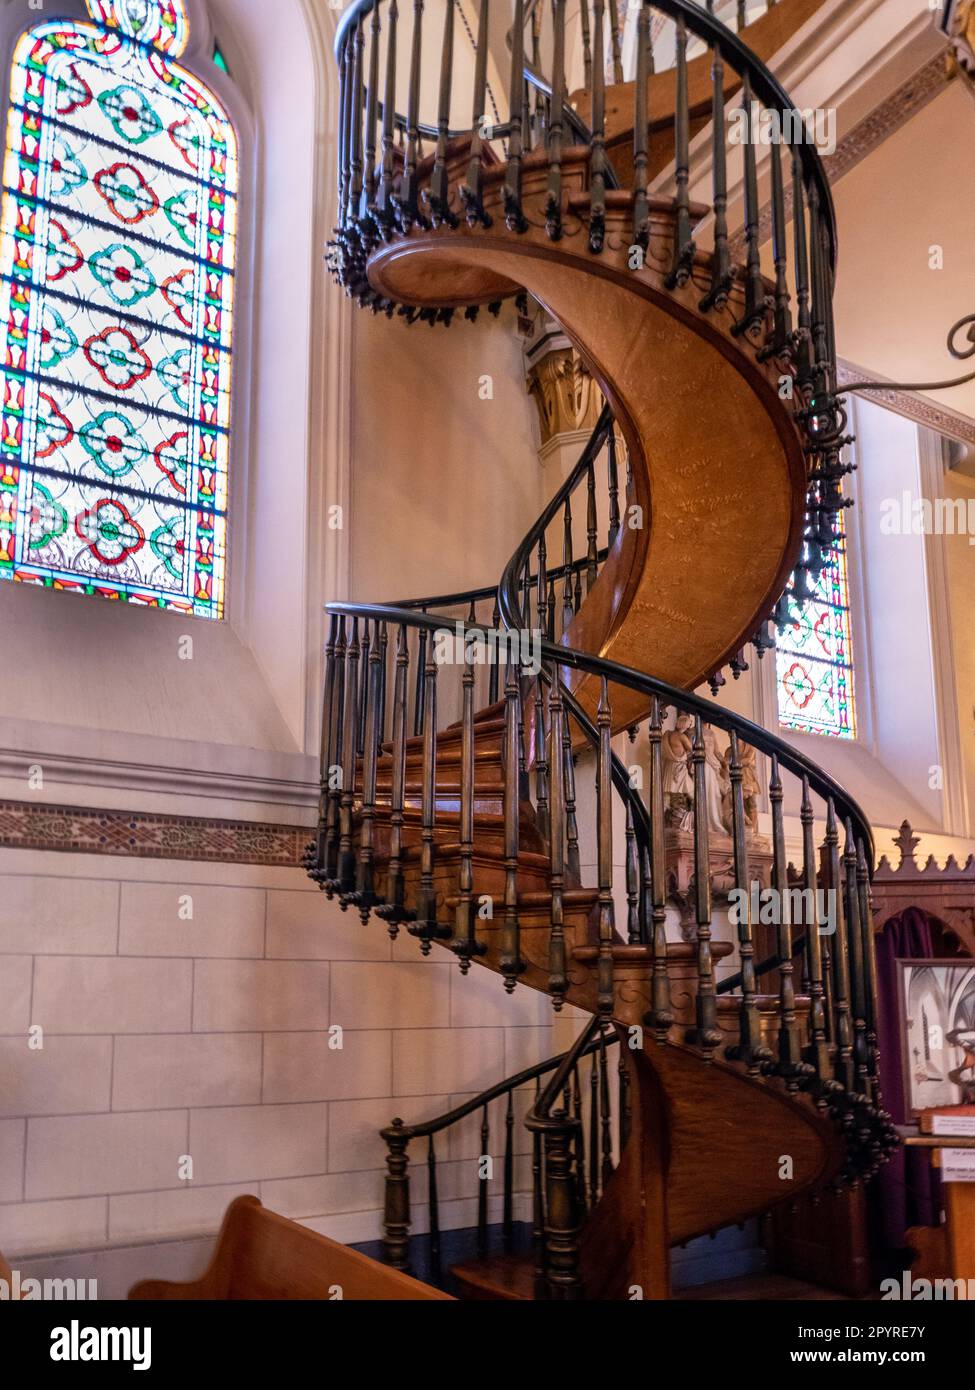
[379,1017,622,1293]
[307,600,898,1182]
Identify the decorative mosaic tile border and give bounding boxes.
[0,800,313,866]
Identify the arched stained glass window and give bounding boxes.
[0,0,237,619]
[776,512,857,739]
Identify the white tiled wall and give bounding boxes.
[0,847,555,1281]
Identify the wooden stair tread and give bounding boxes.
[450,1252,535,1301]
[679,1272,858,1301]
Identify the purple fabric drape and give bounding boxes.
[873,907,943,1252]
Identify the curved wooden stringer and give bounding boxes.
[366,149,807,722]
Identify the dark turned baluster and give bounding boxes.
[734,75,768,338]
[632,0,650,250]
[770,754,802,1083]
[427,1135,441,1284]
[532,1076,546,1295]
[645,698,673,1039]
[596,678,616,1018]
[563,713,581,880]
[452,644,485,973]
[337,620,361,897]
[807,180,831,396]
[338,41,351,218]
[413,644,449,953]
[357,619,371,758]
[504,0,528,231]
[533,670,550,839]
[377,622,389,747]
[647,8,655,73]
[378,626,410,936]
[546,575,557,641]
[355,626,383,922]
[547,680,569,1007]
[625,803,640,944]
[537,534,549,643]
[857,839,881,1103]
[364,6,381,216]
[580,0,592,87]
[586,461,598,591]
[800,776,830,1085]
[413,615,428,737]
[826,799,855,1091]
[844,818,870,1096]
[761,129,793,360]
[545,0,566,240]
[667,15,695,289]
[618,1048,631,1149]
[381,1119,412,1271]
[323,619,348,891]
[588,0,607,253]
[571,1065,586,1211]
[700,44,732,311]
[477,1104,490,1258]
[686,717,720,1055]
[428,0,457,226]
[489,596,501,705]
[312,615,339,880]
[377,0,399,225]
[724,732,766,1070]
[349,19,366,221]
[792,155,814,386]
[607,431,620,545]
[397,0,425,229]
[503,1090,515,1252]
[561,499,574,635]
[521,558,532,629]
[737,0,746,28]
[530,2,543,148]
[609,0,623,82]
[500,665,526,990]
[598,1030,613,1186]
[588,1054,599,1205]
[460,0,492,227]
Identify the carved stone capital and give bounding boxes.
[942,0,975,80]
[523,307,603,450]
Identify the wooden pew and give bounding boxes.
[128,1196,453,1301]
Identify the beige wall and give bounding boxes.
[0,848,550,1275]
[349,303,545,604]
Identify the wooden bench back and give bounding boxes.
[129,1196,453,1301]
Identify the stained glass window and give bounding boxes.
[776,512,857,739]
[0,0,237,619]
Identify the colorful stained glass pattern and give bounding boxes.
[0,0,236,619]
[776,517,856,739]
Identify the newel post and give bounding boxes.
[542,1116,583,1299]
[381,1119,412,1271]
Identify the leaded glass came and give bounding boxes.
[776,514,856,739]
[0,0,237,619]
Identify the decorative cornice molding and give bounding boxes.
[0,743,319,812]
[837,359,975,447]
[0,799,312,866]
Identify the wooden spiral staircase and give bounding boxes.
[311,0,899,1298]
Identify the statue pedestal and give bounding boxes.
[664,826,774,953]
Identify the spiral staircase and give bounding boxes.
[310,0,899,1299]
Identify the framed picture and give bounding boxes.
[896,959,975,1117]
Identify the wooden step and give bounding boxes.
[450,1252,535,1301]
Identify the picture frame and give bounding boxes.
[896,959,975,1117]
